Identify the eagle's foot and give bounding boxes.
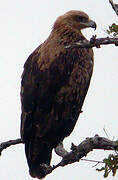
[55,142,78,167]
[55,142,69,158]
[40,163,52,175]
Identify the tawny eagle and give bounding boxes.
[20,10,96,179]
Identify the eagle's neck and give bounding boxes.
[52,24,86,45]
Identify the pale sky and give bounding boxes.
[0,0,118,180]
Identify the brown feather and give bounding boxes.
[20,10,96,179]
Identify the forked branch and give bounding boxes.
[0,134,117,177]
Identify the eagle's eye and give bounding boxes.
[74,15,87,22]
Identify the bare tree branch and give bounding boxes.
[109,0,118,16]
[65,36,118,49]
[42,134,118,176]
[0,134,117,176]
[0,138,23,155]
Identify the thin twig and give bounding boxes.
[103,127,110,139]
[81,158,104,164]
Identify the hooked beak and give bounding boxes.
[88,19,97,30]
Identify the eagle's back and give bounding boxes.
[21,33,93,144]
[21,24,94,179]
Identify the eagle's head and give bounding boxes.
[53,10,96,31]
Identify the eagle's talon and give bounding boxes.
[40,163,52,174]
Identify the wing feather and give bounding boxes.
[20,44,74,141]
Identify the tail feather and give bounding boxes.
[25,137,53,179]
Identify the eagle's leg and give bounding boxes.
[55,142,69,158]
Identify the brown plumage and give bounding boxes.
[20,10,96,179]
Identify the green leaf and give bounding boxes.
[96,154,118,178]
[106,23,118,37]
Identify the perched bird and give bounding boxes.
[20,10,96,179]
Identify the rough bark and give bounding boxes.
[0,135,117,176]
[65,36,118,49]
